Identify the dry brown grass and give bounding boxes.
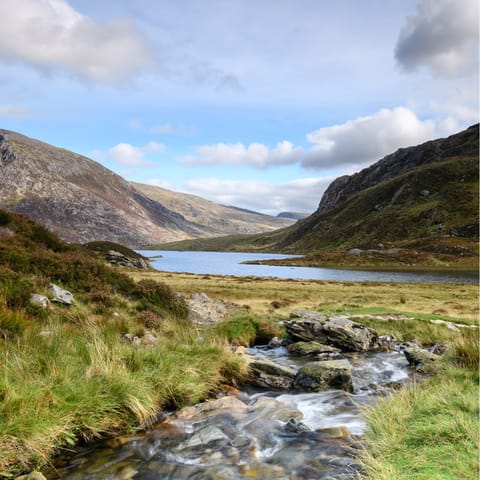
[129,271,479,323]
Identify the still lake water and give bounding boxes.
[140,250,478,284]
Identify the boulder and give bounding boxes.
[30,294,51,309]
[293,359,353,393]
[48,283,74,305]
[247,358,296,390]
[287,341,340,358]
[404,344,440,369]
[285,311,377,352]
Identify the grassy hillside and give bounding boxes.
[0,211,245,476]
[131,182,295,235]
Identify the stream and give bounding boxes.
[45,346,410,480]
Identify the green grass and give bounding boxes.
[361,330,480,480]
[0,315,245,475]
[208,313,283,346]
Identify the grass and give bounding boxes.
[129,270,479,323]
[0,211,246,476]
[0,210,478,478]
[360,330,479,480]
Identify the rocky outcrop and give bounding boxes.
[285,310,378,352]
[293,359,353,392]
[317,124,479,215]
[106,250,149,269]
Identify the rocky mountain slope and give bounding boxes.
[131,182,295,236]
[278,124,479,251]
[0,130,293,246]
[159,124,479,266]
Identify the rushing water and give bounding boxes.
[140,250,478,284]
[45,348,410,480]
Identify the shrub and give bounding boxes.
[133,280,188,318]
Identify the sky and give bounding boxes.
[0,0,478,216]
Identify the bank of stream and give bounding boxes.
[44,324,412,480]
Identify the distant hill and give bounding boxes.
[158,124,479,264]
[130,182,295,236]
[0,129,293,247]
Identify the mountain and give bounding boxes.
[0,130,293,247]
[130,182,295,235]
[278,123,479,252]
[158,124,479,264]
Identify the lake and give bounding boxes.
[140,250,478,284]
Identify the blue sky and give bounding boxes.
[0,0,478,215]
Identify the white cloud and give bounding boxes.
[180,107,447,171]
[303,107,439,169]
[395,0,479,77]
[107,141,166,167]
[181,140,304,168]
[0,0,153,83]
[182,177,333,215]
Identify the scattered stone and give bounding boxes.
[347,248,363,256]
[420,189,430,196]
[247,358,296,390]
[431,341,449,356]
[293,359,353,393]
[287,341,341,357]
[30,294,51,309]
[404,344,440,369]
[141,333,158,347]
[49,283,74,305]
[285,311,377,352]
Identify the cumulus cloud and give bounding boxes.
[180,107,445,171]
[0,0,153,83]
[395,0,479,77]
[106,141,166,167]
[303,107,438,169]
[182,177,333,215]
[181,140,304,168]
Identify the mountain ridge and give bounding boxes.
[0,129,293,246]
